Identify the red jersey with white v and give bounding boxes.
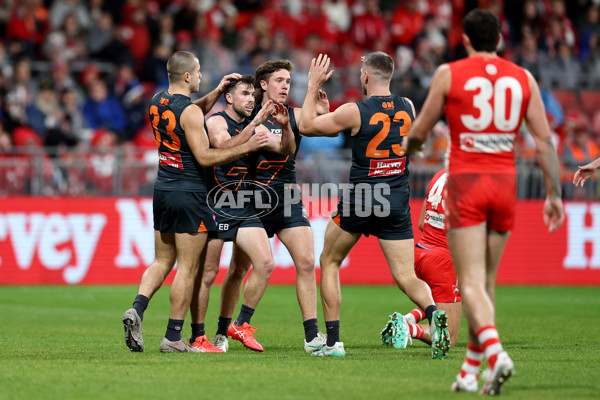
[446,56,531,174]
[419,168,448,250]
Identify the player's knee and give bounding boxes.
[262,257,275,275]
[319,252,342,268]
[202,268,218,287]
[295,256,315,274]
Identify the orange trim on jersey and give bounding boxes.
[213,166,248,190]
[198,222,207,232]
[253,157,289,186]
[332,213,341,226]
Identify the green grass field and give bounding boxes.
[1,285,599,400]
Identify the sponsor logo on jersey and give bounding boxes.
[459,133,515,153]
[159,152,183,169]
[368,158,406,177]
[425,210,445,230]
[382,101,394,110]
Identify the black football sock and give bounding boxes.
[425,305,439,325]
[216,316,232,336]
[235,304,255,326]
[325,320,340,347]
[190,322,205,342]
[303,318,319,342]
[132,294,149,321]
[165,318,184,342]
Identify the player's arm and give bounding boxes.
[209,100,277,149]
[263,103,296,155]
[294,88,331,136]
[418,198,427,232]
[524,70,564,232]
[300,54,358,136]
[405,64,450,154]
[181,105,267,167]
[193,73,242,114]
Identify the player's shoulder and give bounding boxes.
[206,111,227,127]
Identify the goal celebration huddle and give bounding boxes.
[122,9,564,396]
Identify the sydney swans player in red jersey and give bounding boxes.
[386,169,462,347]
[406,9,564,395]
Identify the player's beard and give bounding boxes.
[233,102,252,119]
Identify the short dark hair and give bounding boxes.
[362,51,394,81]
[166,51,198,83]
[463,9,501,52]
[254,59,293,102]
[224,75,255,98]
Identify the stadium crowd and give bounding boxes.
[0,0,598,198]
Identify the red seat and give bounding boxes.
[553,90,579,112]
[579,90,600,117]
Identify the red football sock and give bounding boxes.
[408,322,424,339]
[477,325,504,369]
[460,343,484,378]
[407,308,425,324]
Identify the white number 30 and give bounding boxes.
[460,76,523,132]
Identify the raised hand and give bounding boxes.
[308,54,334,88]
[271,102,289,126]
[251,100,276,126]
[316,89,330,115]
[217,73,243,94]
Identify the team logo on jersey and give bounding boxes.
[382,101,394,110]
[159,97,170,106]
[207,181,279,220]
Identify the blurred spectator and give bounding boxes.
[83,80,128,140]
[49,0,91,31]
[120,7,151,72]
[86,12,115,58]
[542,41,581,89]
[54,87,88,145]
[544,0,576,54]
[391,0,424,47]
[141,43,170,88]
[173,0,200,32]
[6,0,50,58]
[352,0,389,50]
[44,12,88,64]
[577,5,600,63]
[515,32,548,78]
[86,128,117,194]
[323,0,352,34]
[153,14,176,49]
[4,57,36,131]
[25,78,61,141]
[114,63,146,140]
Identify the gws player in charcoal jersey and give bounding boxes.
[406,9,564,395]
[122,51,269,353]
[382,169,462,350]
[212,60,335,353]
[299,52,451,358]
[188,75,295,352]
